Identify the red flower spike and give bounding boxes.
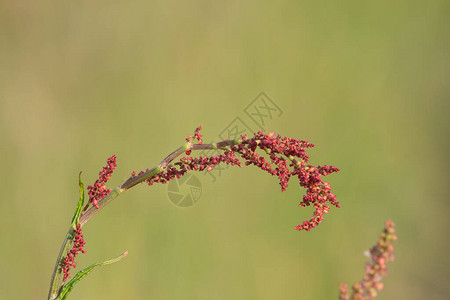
[86,155,117,209]
[339,220,397,300]
[61,224,86,281]
[131,128,339,231]
[194,124,203,144]
[185,125,203,145]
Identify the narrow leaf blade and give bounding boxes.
[55,251,128,300]
[71,172,85,227]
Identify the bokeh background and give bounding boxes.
[0,1,448,299]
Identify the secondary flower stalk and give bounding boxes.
[339,220,397,300]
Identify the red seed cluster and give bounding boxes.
[185,124,203,155]
[185,124,203,144]
[339,220,397,300]
[178,150,242,172]
[87,155,117,209]
[293,165,340,231]
[132,127,340,231]
[147,168,187,186]
[194,124,203,144]
[61,224,86,281]
[237,131,339,231]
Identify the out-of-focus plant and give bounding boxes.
[339,220,397,300]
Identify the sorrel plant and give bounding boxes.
[48,125,395,299]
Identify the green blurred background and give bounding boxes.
[0,1,448,299]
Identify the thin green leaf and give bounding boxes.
[55,250,128,300]
[71,172,85,228]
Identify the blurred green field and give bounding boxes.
[0,1,448,299]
